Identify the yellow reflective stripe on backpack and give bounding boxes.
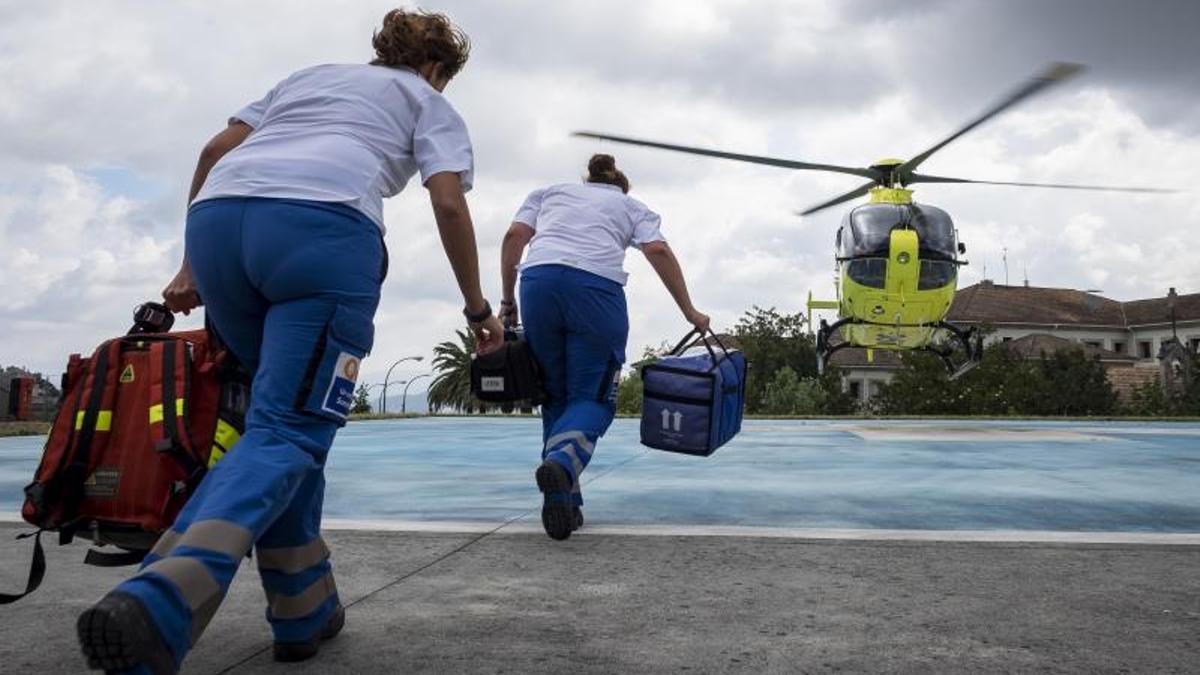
[75,410,113,431]
[148,399,186,425]
[208,418,242,468]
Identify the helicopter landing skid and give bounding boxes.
[922,321,983,379]
[815,318,982,377]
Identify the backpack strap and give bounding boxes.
[57,340,121,541]
[0,530,46,605]
[149,340,204,485]
[83,547,147,567]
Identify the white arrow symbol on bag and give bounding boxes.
[672,411,683,432]
[661,408,671,430]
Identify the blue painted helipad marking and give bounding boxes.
[2,418,1198,533]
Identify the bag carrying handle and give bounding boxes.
[667,328,732,371]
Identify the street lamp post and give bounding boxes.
[380,356,423,414]
[372,380,404,413]
[401,373,432,415]
[361,382,398,413]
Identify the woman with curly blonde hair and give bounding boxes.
[77,9,502,674]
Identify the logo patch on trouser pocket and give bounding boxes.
[322,352,361,417]
[300,305,374,425]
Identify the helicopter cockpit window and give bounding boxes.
[847,258,887,289]
[843,205,902,258]
[909,205,957,260]
[918,260,956,290]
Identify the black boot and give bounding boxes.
[77,591,177,675]
[572,506,585,531]
[274,603,346,662]
[536,461,575,541]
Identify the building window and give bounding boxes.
[848,381,862,400]
[1190,337,1200,354]
[1112,341,1126,354]
[1002,336,1013,343]
[1138,341,1152,359]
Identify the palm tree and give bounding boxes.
[428,329,479,413]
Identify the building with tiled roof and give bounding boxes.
[833,281,1200,404]
[948,281,1200,358]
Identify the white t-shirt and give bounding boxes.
[194,63,474,233]
[514,182,666,285]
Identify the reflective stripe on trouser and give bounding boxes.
[255,467,339,643]
[108,198,382,667]
[544,431,596,500]
[520,265,626,507]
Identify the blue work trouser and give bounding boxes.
[112,197,384,668]
[520,264,627,505]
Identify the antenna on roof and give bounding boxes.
[1023,263,1029,287]
[1002,247,1009,286]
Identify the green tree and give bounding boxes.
[351,384,372,414]
[616,368,643,415]
[428,329,482,413]
[876,343,1119,416]
[1035,349,1117,416]
[760,367,828,415]
[818,366,860,415]
[731,306,817,413]
[954,344,1047,415]
[1124,378,1169,416]
[873,352,956,415]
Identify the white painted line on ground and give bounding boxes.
[322,518,1200,545]
[847,426,1111,442]
[6,515,1195,545]
[321,518,504,534]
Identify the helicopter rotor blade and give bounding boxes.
[796,181,877,217]
[896,62,1084,177]
[573,131,880,180]
[907,173,1177,194]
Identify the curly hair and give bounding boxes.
[586,154,630,193]
[371,9,470,81]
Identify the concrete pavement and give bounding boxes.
[1,522,1198,674]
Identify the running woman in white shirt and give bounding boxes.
[500,154,710,540]
[77,10,504,674]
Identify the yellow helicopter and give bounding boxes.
[575,63,1170,376]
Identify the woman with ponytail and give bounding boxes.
[500,154,709,540]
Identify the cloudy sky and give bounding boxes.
[2,0,1197,392]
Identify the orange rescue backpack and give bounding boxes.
[2,303,249,603]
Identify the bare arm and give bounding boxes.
[426,171,504,353]
[641,240,710,331]
[500,222,534,326]
[162,121,254,314]
[188,121,253,202]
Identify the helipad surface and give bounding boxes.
[4,418,1198,533]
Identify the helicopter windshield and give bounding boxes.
[839,204,958,260]
[840,205,899,258]
[909,204,957,261]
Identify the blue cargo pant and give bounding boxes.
[111,197,384,668]
[520,264,627,505]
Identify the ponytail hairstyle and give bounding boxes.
[371,9,471,82]
[585,153,630,193]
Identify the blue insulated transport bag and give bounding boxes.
[640,329,747,456]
